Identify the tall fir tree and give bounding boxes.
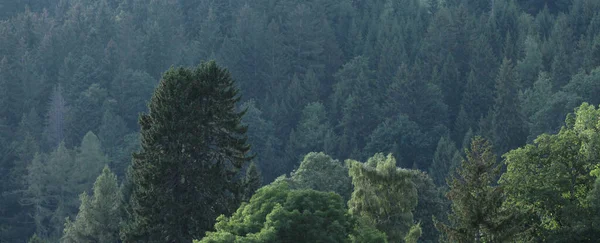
[122,61,253,243]
[44,84,68,150]
[429,135,462,187]
[492,58,526,155]
[435,136,518,243]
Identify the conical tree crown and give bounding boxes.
[124,61,252,243]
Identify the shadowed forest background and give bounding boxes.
[1,0,600,242]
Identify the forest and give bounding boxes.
[1,0,600,242]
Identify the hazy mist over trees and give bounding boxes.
[1,0,600,242]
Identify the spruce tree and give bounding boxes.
[492,58,526,154]
[435,136,517,243]
[122,61,252,243]
[429,135,462,186]
[242,162,261,201]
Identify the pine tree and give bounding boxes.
[122,61,252,243]
[290,102,333,159]
[429,135,462,186]
[239,100,281,183]
[517,36,543,88]
[242,162,261,201]
[62,166,122,243]
[492,58,526,154]
[435,137,517,243]
[44,84,67,150]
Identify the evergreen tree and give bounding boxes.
[242,162,261,202]
[517,35,543,88]
[122,61,252,243]
[520,72,556,141]
[288,102,333,163]
[98,108,129,173]
[62,166,122,243]
[239,100,281,183]
[429,135,462,186]
[492,58,526,154]
[363,114,429,169]
[44,84,68,150]
[410,170,446,243]
[460,70,493,135]
[435,136,518,242]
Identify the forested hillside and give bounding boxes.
[1,0,600,242]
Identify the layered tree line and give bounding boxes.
[1,0,600,242]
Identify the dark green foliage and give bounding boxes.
[285,102,335,171]
[492,58,527,154]
[242,162,262,202]
[239,100,281,183]
[436,136,518,242]
[122,61,252,243]
[3,0,600,241]
[363,115,429,169]
[429,135,462,186]
[27,233,46,243]
[409,170,446,243]
[198,180,355,243]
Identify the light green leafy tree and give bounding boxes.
[500,103,600,241]
[347,153,420,242]
[289,152,352,201]
[62,166,122,243]
[197,180,356,243]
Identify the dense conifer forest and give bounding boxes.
[1,0,600,242]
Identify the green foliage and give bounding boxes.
[243,162,262,202]
[289,102,334,160]
[3,0,600,241]
[492,58,527,154]
[62,166,122,243]
[198,180,355,243]
[349,217,388,243]
[347,153,419,243]
[122,61,252,242]
[289,152,352,201]
[520,72,555,141]
[500,103,600,241]
[22,132,107,241]
[429,135,462,186]
[240,100,281,183]
[436,136,518,243]
[363,114,430,169]
[404,224,422,243]
[410,170,447,243]
[27,233,46,243]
